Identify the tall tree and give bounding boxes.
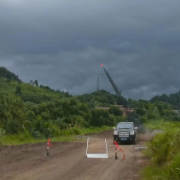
[34,80,39,87]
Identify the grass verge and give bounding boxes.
[0,126,112,146]
[141,120,180,180]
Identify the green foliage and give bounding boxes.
[0,132,34,145]
[34,80,39,87]
[1,72,179,142]
[15,85,22,96]
[0,92,25,134]
[0,67,21,82]
[142,121,180,180]
[128,99,179,123]
[109,105,123,116]
[0,77,116,140]
[0,128,6,143]
[76,90,124,108]
[90,109,116,127]
[5,119,21,134]
[0,128,6,136]
[0,126,112,145]
[0,77,71,104]
[150,91,180,109]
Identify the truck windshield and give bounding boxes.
[116,124,133,129]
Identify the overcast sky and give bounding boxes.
[0,0,180,100]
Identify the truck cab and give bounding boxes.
[113,122,138,144]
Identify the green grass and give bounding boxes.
[0,126,112,146]
[141,120,180,180]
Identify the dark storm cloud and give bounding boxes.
[0,0,180,99]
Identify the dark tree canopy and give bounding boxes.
[150,91,180,109]
[0,67,21,82]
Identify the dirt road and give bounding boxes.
[0,130,149,180]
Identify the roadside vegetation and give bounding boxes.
[0,82,123,145]
[0,126,111,145]
[127,98,180,180]
[0,67,126,145]
[141,121,180,180]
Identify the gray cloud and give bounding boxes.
[0,0,180,100]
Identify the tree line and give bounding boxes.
[150,91,180,109]
[0,67,180,139]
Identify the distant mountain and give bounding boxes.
[0,67,21,82]
[150,91,180,109]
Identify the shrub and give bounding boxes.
[142,122,180,180]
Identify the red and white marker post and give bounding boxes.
[46,138,53,157]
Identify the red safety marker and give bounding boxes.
[114,141,125,162]
[46,138,53,157]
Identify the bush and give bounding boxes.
[0,128,6,136]
[109,105,123,116]
[5,119,21,134]
[70,127,81,135]
[142,122,180,180]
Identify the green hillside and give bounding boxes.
[0,67,21,82]
[76,90,126,108]
[0,67,127,141]
[0,67,179,144]
[0,78,72,103]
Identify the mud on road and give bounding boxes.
[0,130,149,180]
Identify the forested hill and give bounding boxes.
[76,90,128,108]
[0,67,179,140]
[0,67,128,106]
[0,67,126,138]
[1,66,179,110]
[150,91,180,109]
[0,78,126,106]
[0,67,21,82]
[0,77,72,104]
